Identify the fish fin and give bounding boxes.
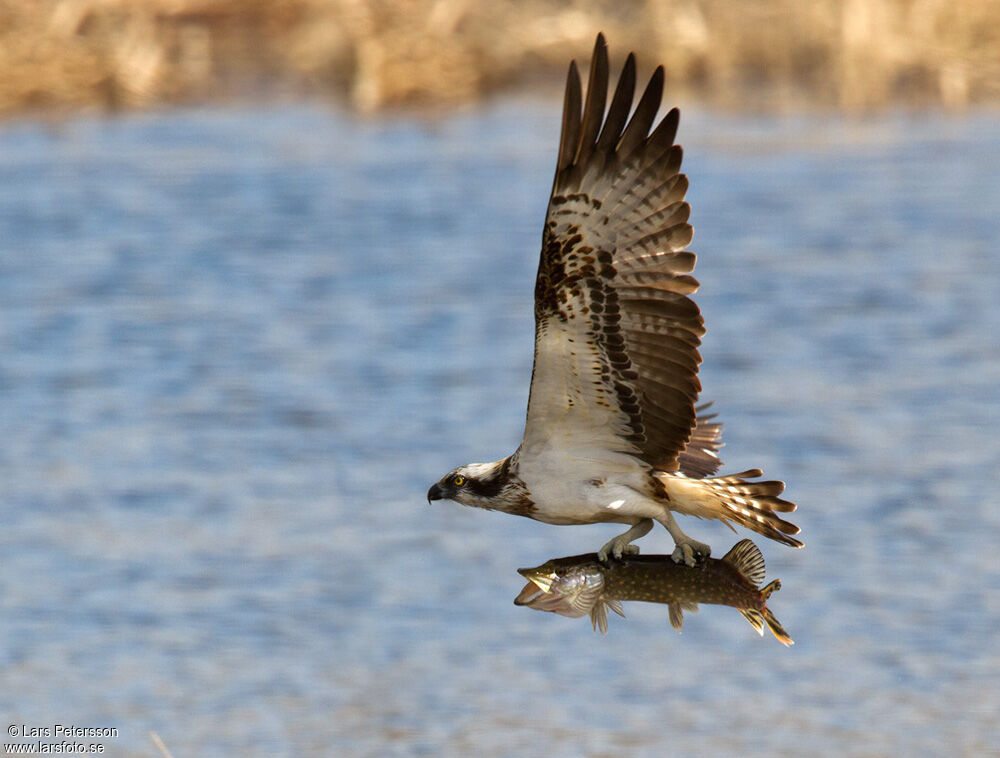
[606,598,626,618]
[668,603,685,632]
[721,539,767,587]
[760,579,781,600]
[680,600,699,614]
[738,609,766,636]
[590,601,609,635]
[762,607,794,646]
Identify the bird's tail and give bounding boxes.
[660,469,802,547]
[702,469,802,547]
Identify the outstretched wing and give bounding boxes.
[522,34,705,472]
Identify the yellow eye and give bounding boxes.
[451,475,466,487]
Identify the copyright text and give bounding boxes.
[5,726,118,755]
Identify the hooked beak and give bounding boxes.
[427,482,446,504]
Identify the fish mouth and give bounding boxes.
[514,567,560,607]
[516,568,555,594]
[513,581,546,606]
[514,578,596,618]
[514,580,581,614]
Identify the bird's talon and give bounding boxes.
[671,539,711,567]
[671,544,694,567]
[598,536,640,564]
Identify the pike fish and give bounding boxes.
[514,539,793,645]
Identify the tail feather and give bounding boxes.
[704,473,802,547]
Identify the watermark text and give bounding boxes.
[5,725,118,754]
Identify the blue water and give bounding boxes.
[0,101,997,756]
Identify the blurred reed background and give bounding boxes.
[2,0,1000,116]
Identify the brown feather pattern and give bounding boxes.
[678,403,724,477]
[530,33,706,471]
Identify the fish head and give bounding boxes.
[514,559,605,619]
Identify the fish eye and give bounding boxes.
[451,475,466,487]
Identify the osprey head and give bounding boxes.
[427,457,532,515]
[427,462,505,507]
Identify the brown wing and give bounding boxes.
[522,34,704,472]
[678,403,724,477]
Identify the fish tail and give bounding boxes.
[738,609,766,636]
[758,578,793,644]
[761,606,794,646]
[703,471,803,548]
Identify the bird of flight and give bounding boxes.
[428,34,802,566]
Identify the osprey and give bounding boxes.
[428,35,802,566]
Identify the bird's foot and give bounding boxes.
[597,536,641,564]
[597,520,653,564]
[671,538,711,567]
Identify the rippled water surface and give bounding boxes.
[1,101,998,756]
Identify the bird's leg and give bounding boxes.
[597,519,653,563]
[657,510,711,567]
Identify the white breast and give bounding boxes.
[516,445,655,525]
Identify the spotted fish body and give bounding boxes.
[515,539,793,645]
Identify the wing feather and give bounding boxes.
[596,54,636,154]
[522,34,707,472]
[619,201,691,242]
[617,67,666,160]
[556,62,582,174]
[617,249,696,276]
[573,35,609,178]
[676,403,724,477]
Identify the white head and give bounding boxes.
[426,457,533,515]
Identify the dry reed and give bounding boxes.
[1,0,998,116]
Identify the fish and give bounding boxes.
[514,538,793,645]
